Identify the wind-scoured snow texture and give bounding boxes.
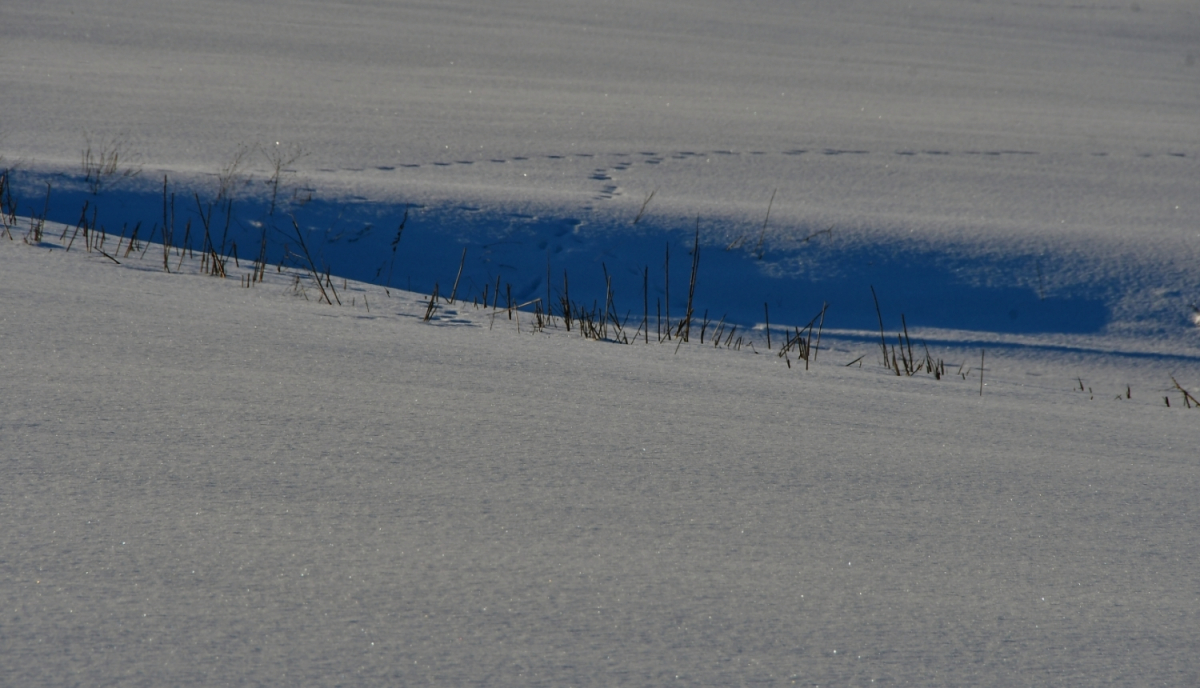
[2,232,1200,685]
[3,0,1199,340]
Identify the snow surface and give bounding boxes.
[3,0,1200,684]
[3,0,1199,340]
[3,227,1199,685]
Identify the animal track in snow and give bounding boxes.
[353,146,1187,216]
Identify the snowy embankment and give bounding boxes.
[3,0,1199,342]
[3,223,1199,685]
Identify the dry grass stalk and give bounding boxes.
[674,224,700,342]
[323,266,342,305]
[753,188,776,260]
[0,169,14,240]
[287,216,333,304]
[870,285,889,369]
[81,131,141,194]
[64,200,89,252]
[663,242,671,340]
[561,270,572,332]
[764,302,771,350]
[979,349,985,396]
[262,142,306,216]
[633,188,656,224]
[1170,376,1198,409]
[813,302,828,362]
[423,283,440,321]
[382,205,408,292]
[23,183,50,245]
[122,222,142,257]
[3,182,15,232]
[643,266,650,344]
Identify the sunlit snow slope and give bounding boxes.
[4,0,1199,341]
[3,230,1200,686]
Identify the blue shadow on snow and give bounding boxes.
[11,172,1107,336]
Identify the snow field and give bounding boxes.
[3,229,1199,685]
[4,0,1200,683]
